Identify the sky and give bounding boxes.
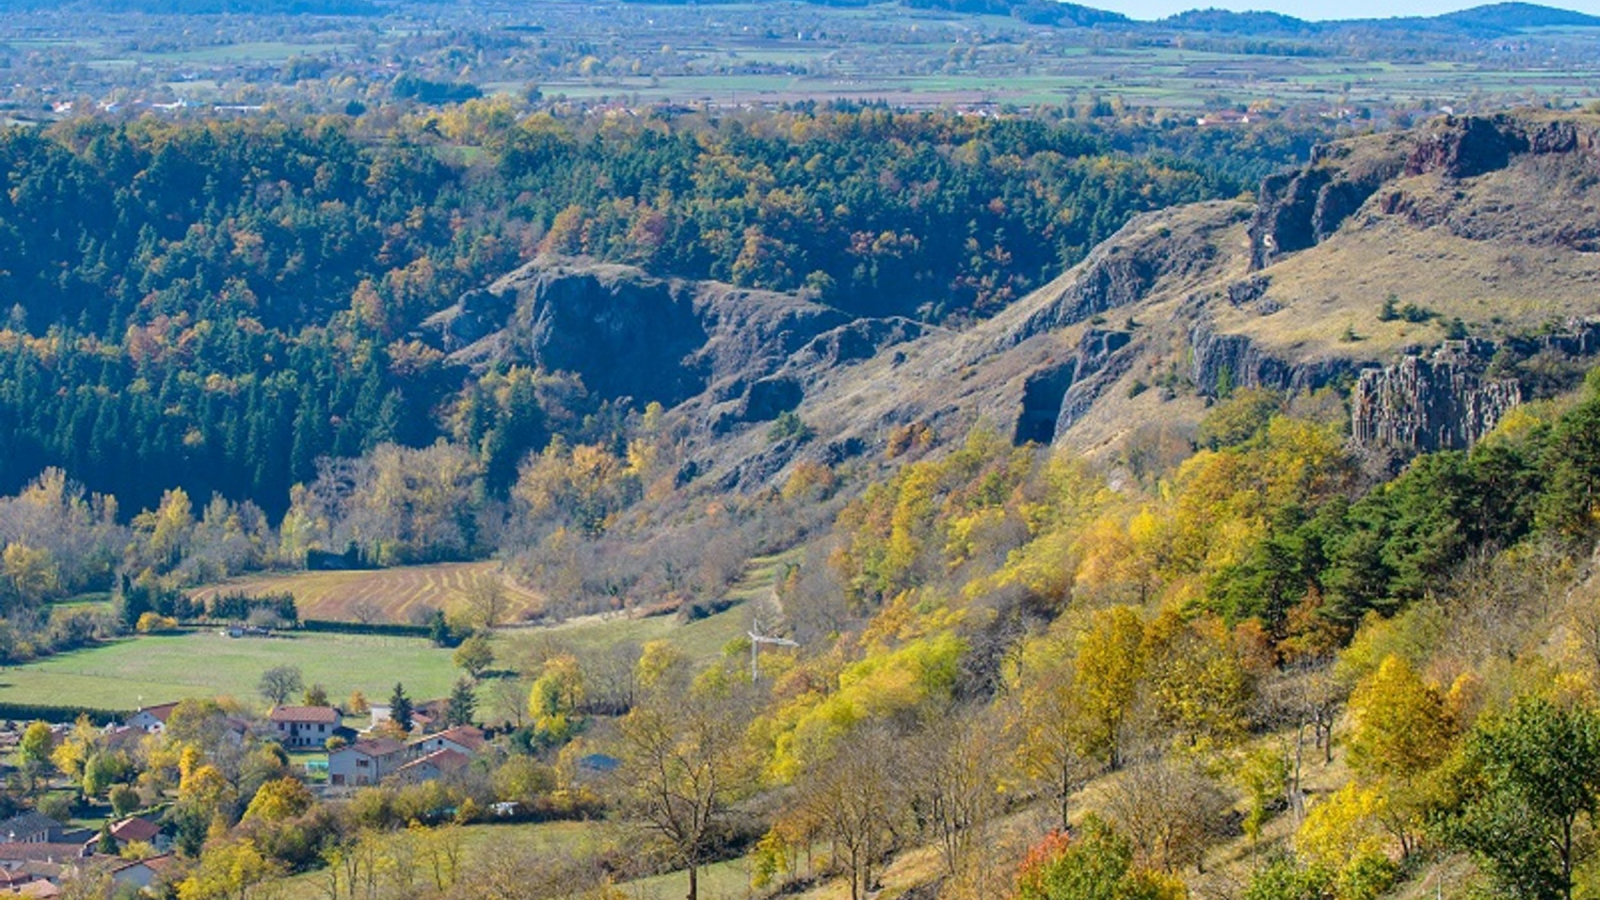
[1088,0,1600,19]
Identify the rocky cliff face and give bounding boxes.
[1249,113,1600,269]
[1013,328,1137,444]
[421,256,932,436]
[423,257,860,408]
[1005,205,1242,347]
[1188,318,1361,399]
[1351,320,1600,454]
[1248,136,1408,269]
[1351,341,1522,453]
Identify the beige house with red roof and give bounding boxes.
[268,706,340,750]
[410,725,486,757]
[392,748,469,784]
[327,738,407,787]
[107,854,174,893]
[105,817,165,852]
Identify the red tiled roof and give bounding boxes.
[133,703,180,723]
[0,844,87,863]
[394,748,469,776]
[268,706,339,725]
[109,852,172,874]
[339,738,406,758]
[139,854,176,874]
[108,818,160,844]
[427,726,486,752]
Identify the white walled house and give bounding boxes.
[410,725,486,757]
[327,739,407,787]
[268,706,340,750]
[126,703,179,734]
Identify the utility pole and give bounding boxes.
[748,622,797,682]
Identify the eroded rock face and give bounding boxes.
[1252,114,1600,269]
[1188,319,1359,399]
[1053,329,1138,438]
[1351,341,1521,452]
[787,317,929,370]
[1405,114,1528,178]
[1248,144,1405,269]
[1010,329,1138,444]
[504,265,712,405]
[422,257,849,408]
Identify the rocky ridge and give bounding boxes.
[432,110,1600,491]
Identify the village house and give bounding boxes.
[0,816,79,848]
[390,748,469,784]
[368,698,447,735]
[105,817,166,853]
[326,738,407,787]
[409,725,486,757]
[268,706,341,750]
[1195,110,1252,126]
[125,703,180,734]
[106,854,174,893]
[0,843,90,870]
[6,877,61,898]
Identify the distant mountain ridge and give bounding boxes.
[1439,1,1600,28]
[7,0,1593,31]
[603,0,1600,39]
[1159,1,1600,35]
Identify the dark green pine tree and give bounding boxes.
[389,683,414,734]
[445,678,476,728]
[290,384,331,486]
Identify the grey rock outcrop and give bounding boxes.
[1248,139,1407,269]
[422,257,849,408]
[1188,319,1361,399]
[1013,329,1138,444]
[1351,341,1521,453]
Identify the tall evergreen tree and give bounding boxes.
[389,683,414,734]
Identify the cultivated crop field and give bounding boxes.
[188,561,543,625]
[0,631,460,712]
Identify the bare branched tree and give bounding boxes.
[794,726,911,900]
[348,599,382,626]
[1099,755,1230,874]
[612,683,756,900]
[910,710,1005,890]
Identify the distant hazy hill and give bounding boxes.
[1437,1,1600,29]
[1159,9,1314,34]
[1159,2,1599,35]
[905,0,1127,26]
